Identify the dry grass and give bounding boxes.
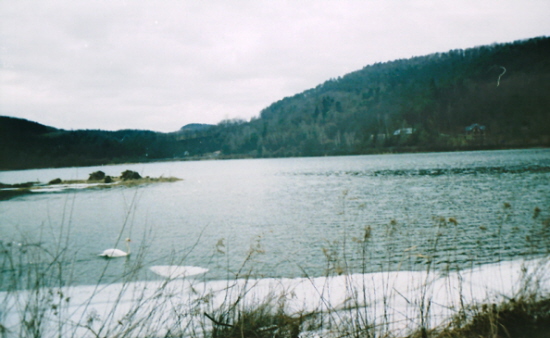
[205,301,310,338]
[419,297,550,338]
[84,176,182,188]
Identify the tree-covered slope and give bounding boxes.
[0,117,182,169]
[220,36,550,157]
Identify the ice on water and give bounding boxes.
[1,258,549,337]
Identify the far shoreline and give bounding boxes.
[1,145,548,172]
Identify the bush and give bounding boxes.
[88,171,106,181]
[48,178,62,184]
[120,170,141,180]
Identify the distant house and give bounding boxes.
[465,124,486,135]
[393,128,414,136]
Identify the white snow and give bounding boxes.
[149,265,209,278]
[1,258,549,337]
[29,183,110,192]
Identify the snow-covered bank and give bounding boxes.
[1,258,549,337]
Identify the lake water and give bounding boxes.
[1,149,549,290]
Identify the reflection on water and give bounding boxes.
[1,149,549,289]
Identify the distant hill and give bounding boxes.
[0,116,57,135]
[1,36,549,170]
[0,116,60,169]
[179,123,214,132]
[0,116,182,170]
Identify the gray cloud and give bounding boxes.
[1,0,549,132]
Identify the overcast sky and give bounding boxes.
[1,1,549,132]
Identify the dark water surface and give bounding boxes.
[1,149,549,289]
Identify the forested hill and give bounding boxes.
[2,37,549,170]
[226,36,550,157]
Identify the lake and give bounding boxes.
[1,149,549,290]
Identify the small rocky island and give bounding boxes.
[0,170,181,200]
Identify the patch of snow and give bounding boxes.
[149,265,209,278]
[30,183,110,192]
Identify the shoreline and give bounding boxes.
[1,146,548,172]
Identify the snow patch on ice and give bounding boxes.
[149,265,209,278]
